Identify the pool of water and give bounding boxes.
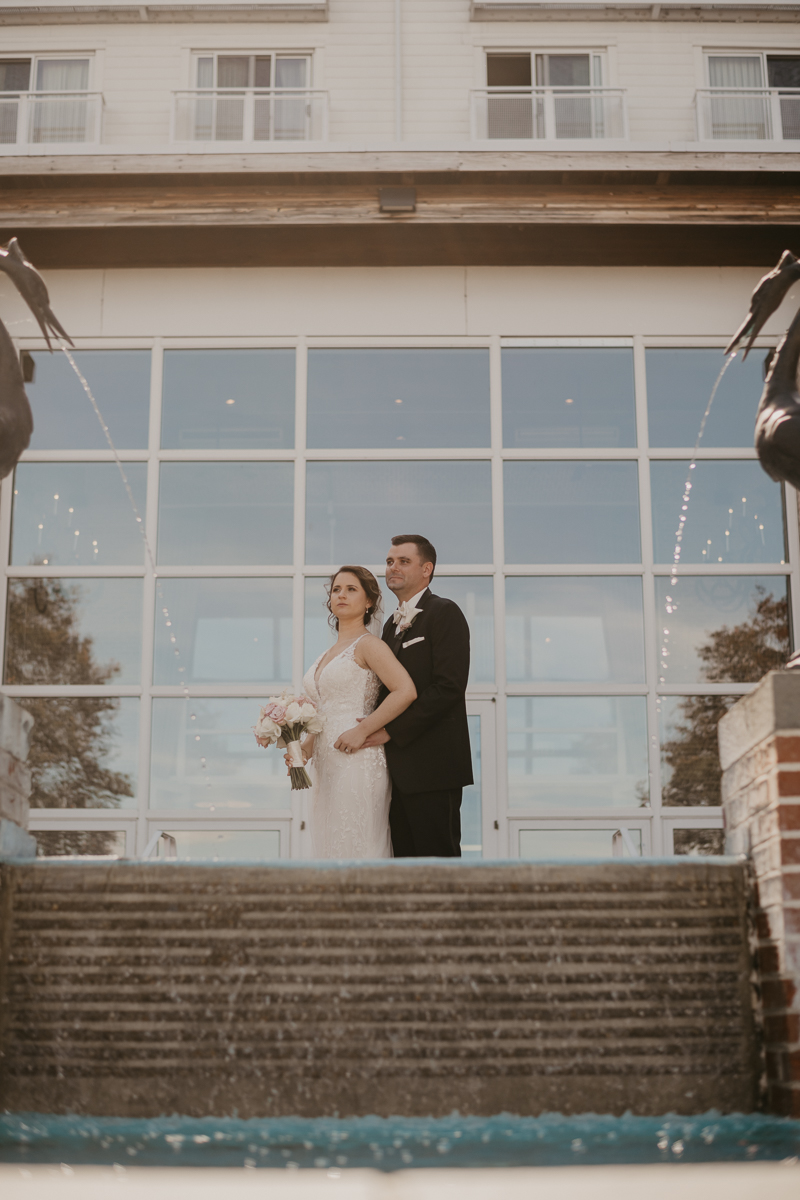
[1,1113,798,1170]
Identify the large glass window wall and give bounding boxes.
[3,336,795,861]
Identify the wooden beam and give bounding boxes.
[1,222,795,268]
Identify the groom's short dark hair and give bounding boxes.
[391,534,437,579]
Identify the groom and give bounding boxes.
[362,534,473,857]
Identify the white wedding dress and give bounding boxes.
[303,634,393,859]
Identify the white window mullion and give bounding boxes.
[136,337,162,854]
[489,332,507,859]
[634,333,662,855]
[292,335,307,859]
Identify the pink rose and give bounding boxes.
[269,705,287,724]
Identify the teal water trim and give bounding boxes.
[1,1113,798,1169]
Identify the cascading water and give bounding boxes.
[653,352,738,775]
[57,343,214,811]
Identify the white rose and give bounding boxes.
[285,701,302,723]
[254,715,280,741]
[299,703,317,723]
[305,714,324,734]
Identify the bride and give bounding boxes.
[294,565,416,858]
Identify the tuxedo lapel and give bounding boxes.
[384,588,430,659]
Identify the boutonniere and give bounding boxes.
[393,601,423,635]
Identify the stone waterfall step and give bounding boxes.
[0,860,760,1118]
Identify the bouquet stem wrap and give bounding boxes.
[285,736,311,791]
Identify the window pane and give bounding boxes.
[307,349,490,449]
[155,830,280,861]
[672,828,725,856]
[157,462,293,565]
[26,350,150,450]
[655,575,790,683]
[304,574,493,685]
[504,462,640,564]
[429,578,494,684]
[501,348,636,448]
[161,350,295,450]
[462,714,482,859]
[508,695,649,810]
[506,577,645,683]
[651,461,785,565]
[305,461,492,565]
[659,694,738,806]
[519,828,641,859]
[18,696,139,810]
[645,350,766,448]
[36,59,89,90]
[150,698,290,811]
[153,578,292,684]
[36,830,127,857]
[5,577,142,685]
[11,463,147,566]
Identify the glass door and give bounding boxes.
[464,699,498,859]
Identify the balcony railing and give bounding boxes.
[172,88,328,143]
[696,88,800,141]
[0,91,103,146]
[471,87,628,141]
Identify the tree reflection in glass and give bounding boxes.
[6,578,138,816]
[660,588,789,806]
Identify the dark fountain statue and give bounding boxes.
[0,237,72,480]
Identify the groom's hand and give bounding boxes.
[360,727,390,748]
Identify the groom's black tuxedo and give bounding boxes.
[378,588,473,857]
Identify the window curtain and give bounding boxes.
[35,59,89,92]
[708,56,763,89]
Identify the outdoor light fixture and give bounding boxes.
[379,187,416,213]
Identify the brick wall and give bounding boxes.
[719,671,800,1117]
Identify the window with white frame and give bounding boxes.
[478,50,624,141]
[702,52,800,140]
[179,52,315,142]
[0,55,95,145]
[5,338,791,862]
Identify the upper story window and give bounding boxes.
[177,52,319,142]
[0,56,96,146]
[479,51,623,141]
[702,52,800,141]
[194,53,309,91]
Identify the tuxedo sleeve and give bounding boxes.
[384,601,470,748]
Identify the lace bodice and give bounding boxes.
[303,636,382,741]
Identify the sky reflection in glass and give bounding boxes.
[157,463,293,565]
[650,460,785,564]
[645,349,766,447]
[11,463,147,566]
[305,461,492,564]
[161,349,295,450]
[507,695,649,810]
[504,461,641,563]
[519,828,642,859]
[506,577,645,683]
[307,349,490,448]
[5,577,142,685]
[654,575,789,682]
[26,350,151,451]
[153,578,292,684]
[155,830,281,861]
[150,697,290,811]
[502,348,636,448]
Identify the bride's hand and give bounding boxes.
[334,725,367,755]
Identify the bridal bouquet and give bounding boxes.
[254,692,323,791]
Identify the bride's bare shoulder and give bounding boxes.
[355,632,386,663]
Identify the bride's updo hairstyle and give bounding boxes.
[326,566,383,633]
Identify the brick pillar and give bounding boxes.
[719,671,800,1116]
[0,696,35,858]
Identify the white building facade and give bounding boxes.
[1,0,799,862]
